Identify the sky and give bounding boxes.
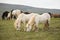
[0,0,60,9]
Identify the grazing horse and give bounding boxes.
[2,11,9,20]
[14,13,39,31]
[25,15,36,32]
[25,12,51,32]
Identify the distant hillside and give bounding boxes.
[0,3,60,13]
[0,3,60,15]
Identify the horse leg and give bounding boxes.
[44,20,49,30]
[25,21,33,32]
[14,16,17,19]
[23,21,26,31]
[2,16,5,20]
[46,20,49,30]
[7,17,11,20]
[24,24,32,32]
[34,22,39,32]
[14,20,21,31]
[27,24,32,32]
[31,23,35,31]
[15,22,20,31]
[2,14,6,20]
[17,22,21,31]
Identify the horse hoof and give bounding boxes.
[16,29,20,31]
[35,30,38,32]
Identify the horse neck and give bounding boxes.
[10,12,13,18]
[48,12,52,18]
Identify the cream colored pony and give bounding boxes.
[14,13,39,31]
[26,13,51,32]
[25,15,36,32]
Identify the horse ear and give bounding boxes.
[11,9,14,13]
[21,10,23,13]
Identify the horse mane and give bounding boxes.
[10,9,14,18]
[11,9,14,13]
[21,10,23,13]
[48,12,52,17]
[24,12,31,14]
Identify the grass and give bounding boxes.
[0,18,60,40]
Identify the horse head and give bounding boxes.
[48,12,52,18]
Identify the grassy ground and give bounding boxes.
[0,18,60,40]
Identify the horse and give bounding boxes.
[2,11,9,20]
[25,15,36,32]
[25,12,52,32]
[11,9,23,18]
[7,12,16,20]
[7,9,23,20]
[14,13,39,31]
[52,14,60,18]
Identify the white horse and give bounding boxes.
[12,9,23,18]
[25,12,52,32]
[7,9,23,19]
[14,13,39,30]
[25,15,36,32]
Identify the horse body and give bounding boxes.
[35,13,50,30]
[35,13,50,23]
[14,12,51,31]
[14,13,39,30]
[26,13,51,32]
[52,14,60,18]
[17,13,38,22]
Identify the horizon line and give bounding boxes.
[0,2,60,10]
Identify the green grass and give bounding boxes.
[0,18,60,40]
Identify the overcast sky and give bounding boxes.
[0,0,60,9]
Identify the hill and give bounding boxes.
[0,3,60,18]
[0,3,60,14]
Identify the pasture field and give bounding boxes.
[0,18,60,40]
